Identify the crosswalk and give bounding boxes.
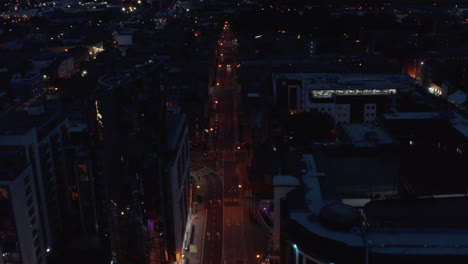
[190,162,224,182]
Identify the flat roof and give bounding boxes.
[364,197,468,228]
[451,112,468,138]
[341,123,396,147]
[0,106,61,135]
[273,175,301,186]
[313,146,399,199]
[290,211,364,246]
[274,73,414,91]
[448,90,467,105]
[383,112,441,120]
[0,145,28,181]
[368,229,468,254]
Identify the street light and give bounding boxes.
[238,184,242,188]
[197,185,200,189]
[256,254,260,259]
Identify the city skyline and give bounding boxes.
[1,0,468,264]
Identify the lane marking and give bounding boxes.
[201,208,208,264]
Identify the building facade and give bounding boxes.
[273,73,413,124]
[0,101,69,264]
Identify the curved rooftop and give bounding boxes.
[273,175,300,187]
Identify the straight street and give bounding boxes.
[208,21,269,264]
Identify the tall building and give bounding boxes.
[0,146,43,264]
[0,99,68,264]
[94,62,190,264]
[166,107,191,261]
[62,118,99,235]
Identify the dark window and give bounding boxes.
[27,196,33,207]
[24,175,31,186]
[29,206,35,217]
[0,187,8,199]
[289,87,297,110]
[26,186,32,195]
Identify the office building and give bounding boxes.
[273,73,414,124]
[0,99,69,264]
[0,146,44,264]
[272,154,468,264]
[95,62,190,264]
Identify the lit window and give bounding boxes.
[0,188,8,199]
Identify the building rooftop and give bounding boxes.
[273,175,301,186]
[290,210,364,246]
[312,145,399,199]
[384,111,441,120]
[0,103,62,136]
[287,154,468,259]
[448,90,467,106]
[274,73,414,91]
[0,145,28,181]
[340,123,396,148]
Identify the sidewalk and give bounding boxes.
[184,161,209,264]
[184,205,206,264]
